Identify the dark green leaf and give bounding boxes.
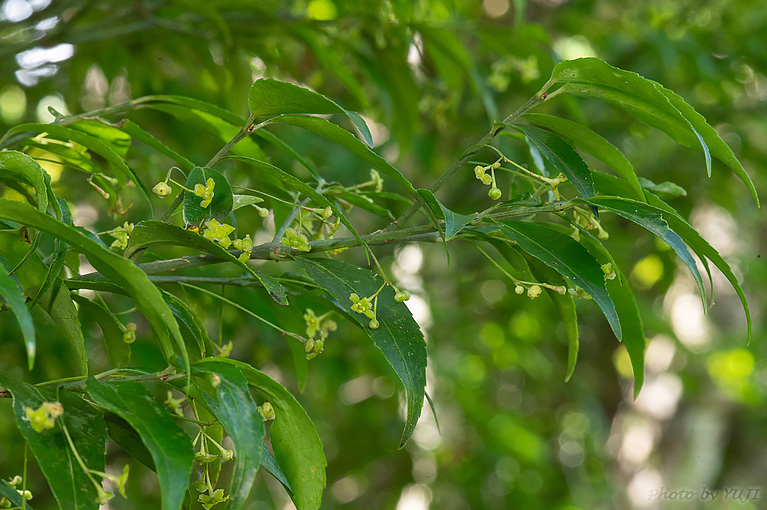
[523,113,645,202]
[204,358,326,510]
[637,177,687,199]
[512,124,596,201]
[0,477,34,509]
[120,119,196,171]
[0,150,50,212]
[182,166,234,228]
[126,220,287,305]
[417,189,474,240]
[296,257,427,447]
[104,412,156,471]
[260,445,292,494]
[330,189,394,219]
[72,293,131,367]
[70,118,132,158]
[495,220,621,339]
[160,289,209,358]
[0,375,107,510]
[547,57,758,206]
[0,257,36,370]
[248,78,373,147]
[86,378,194,510]
[192,360,265,510]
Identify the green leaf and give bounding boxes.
[72,293,131,367]
[295,257,427,447]
[523,113,645,202]
[248,78,373,146]
[417,189,474,240]
[0,477,34,509]
[547,57,758,206]
[120,119,196,171]
[583,196,707,312]
[0,257,36,370]
[160,289,209,359]
[70,118,132,158]
[204,358,326,510]
[0,150,50,212]
[330,189,394,219]
[260,444,292,494]
[86,378,194,510]
[268,115,433,221]
[495,220,622,340]
[0,198,188,369]
[512,124,595,201]
[232,194,264,210]
[2,124,154,214]
[637,177,687,199]
[103,412,156,471]
[126,220,287,305]
[0,375,107,510]
[586,195,751,343]
[182,166,234,228]
[192,360,265,510]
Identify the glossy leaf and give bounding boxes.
[0,198,188,368]
[0,150,50,212]
[2,123,154,213]
[261,444,292,494]
[126,220,287,305]
[193,360,265,510]
[249,78,373,146]
[0,257,36,369]
[206,358,326,510]
[0,477,34,509]
[547,57,758,206]
[495,220,622,340]
[104,412,156,471]
[587,195,751,342]
[70,118,132,158]
[296,257,427,447]
[523,113,645,202]
[86,378,194,510]
[29,198,71,308]
[513,124,595,201]
[182,166,234,228]
[0,375,106,510]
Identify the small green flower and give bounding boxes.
[601,262,617,280]
[95,487,114,505]
[195,452,219,464]
[303,309,321,338]
[202,219,235,249]
[216,341,233,358]
[370,169,384,193]
[123,322,137,344]
[233,234,253,263]
[193,478,208,493]
[481,174,492,185]
[474,165,486,180]
[349,293,375,319]
[514,285,525,295]
[222,449,234,462]
[164,391,186,417]
[194,177,215,208]
[369,318,380,329]
[198,488,230,510]
[25,402,63,433]
[258,401,276,421]
[152,181,172,197]
[255,205,270,218]
[281,227,311,252]
[8,476,22,487]
[107,222,134,251]
[527,284,542,299]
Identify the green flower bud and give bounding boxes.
[527,284,542,299]
[369,318,380,329]
[152,181,172,197]
[514,285,524,295]
[394,290,411,302]
[488,187,502,200]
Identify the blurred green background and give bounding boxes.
[0,0,765,509]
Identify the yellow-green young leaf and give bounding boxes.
[204,358,326,510]
[0,375,107,510]
[523,113,645,202]
[0,259,36,369]
[86,378,194,510]
[0,150,50,212]
[495,220,622,340]
[126,220,287,305]
[192,360,265,510]
[546,57,758,206]
[0,199,188,370]
[248,78,373,146]
[2,123,154,214]
[295,257,427,447]
[182,166,234,228]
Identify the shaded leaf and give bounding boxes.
[296,257,426,447]
[0,257,36,370]
[205,358,326,510]
[417,189,474,240]
[637,177,687,199]
[120,119,196,171]
[86,378,194,510]
[193,360,265,510]
[260,445,292,494]
[0,477,34,509]
[72,293,131,367]
[232,194,264,210]
[0,150,50,212]
[70,118,132,158]
[182,166,234,228]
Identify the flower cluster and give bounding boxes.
[202,219,235,248]
[0,475,32,507]
[198,488,229,510]
[194,177,216,208]
[574,208,609,240]
[303,309,338,360]
[281,226,311,252]
[232,234,253,263]
[513,282,566,300]
[164,391,186,417]
[24,401,63,433]
[473,160,503,200]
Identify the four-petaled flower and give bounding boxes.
[198,488,229,510]
[152,181,171,197]
[194,177,216,208]
[107,222,134,251]
[24,401,63,433]
[233,234,253,263]
[281,227,311,252]
[304,309,321,338]
[203,219,235,249]
[349,293,375,319]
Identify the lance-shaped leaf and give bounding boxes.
[586,195,751,343]
[495,220,621,340]
[523,113,645,202]
[0,258,36,369]
[205,358,326,510]
[182,166,234,228]
[296,257,427,447]
[0,199,188,369]
[192,360,265,510]
[512,124,596,202]
[261,444,292,494]
[545,57,758,206]
[86,378,194,510]
[1,123,154,213]
[0,375,107,510]
[119,119,196,171]
[126,220,287,305]
[248,78,373,146]
[72,293,131,367]
[418,189,474,240]
[0,150,50,212]
[70,118,132,158]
